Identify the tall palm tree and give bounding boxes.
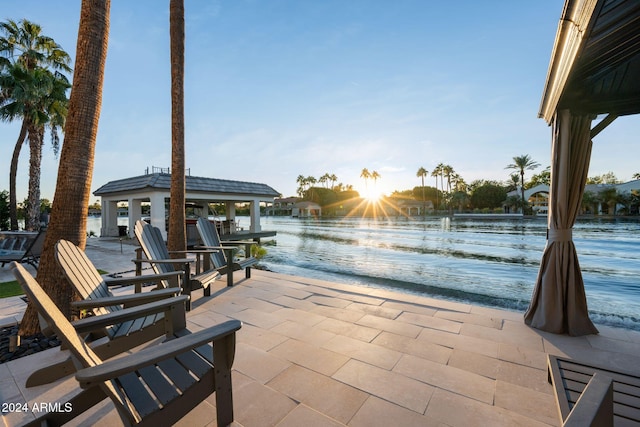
[371,170,380,187]
[360,168,371,191]
[431,165,442,210]
[330,173,338,189]
[442,164,454,213]
[506,154,540,212]
[20,0,110,335]
[0,19,71,230]
[168,0,186,255]
[416,167,428,216]
[1,65,70,230]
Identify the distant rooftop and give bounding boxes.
[94,172,280,198]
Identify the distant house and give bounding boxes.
[504,184,550,215]
[292,201,321,218]
[506,180,640,215]
[268,197,300,216]
[94,172,280,240]
[394,199,434,216]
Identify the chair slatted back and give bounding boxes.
[10,262,128,412]
[55,240,121,337]
[135,220,175,276]
[196,217,227,268]
[26,230,46,259]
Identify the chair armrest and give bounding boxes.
[196,245,237,251]
[71,287,180,309]
[222,240,257,246]
[132,257,192,264]
[563,373,613,427]
[71,295,189,335]
[75,319,242,387]
[103,271,183,287]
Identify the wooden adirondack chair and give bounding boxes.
[548,354,638,426]
[134,220,220,310]
[24,239,187,388]
[196,217,259,287]
[12,261,241,427]
[0,230,46,267]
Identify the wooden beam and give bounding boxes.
[590,113,618,138]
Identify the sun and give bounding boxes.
[362,187,384,202]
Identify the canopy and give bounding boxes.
[526,0,640,336]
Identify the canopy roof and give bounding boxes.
[94,172,280,199]
[539,0,640,123]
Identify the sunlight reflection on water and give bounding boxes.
[257,216,640,331]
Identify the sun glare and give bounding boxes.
[363,187,384,202]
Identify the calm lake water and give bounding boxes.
[257,216,640,332]
[89,215,640,331]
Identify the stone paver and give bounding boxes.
[2,239,639,427]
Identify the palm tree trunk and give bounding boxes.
[520,170,526,214]
[9,121,28,230]
[20,0,110,336]
[168,0,186,254]
[26,126,44,231]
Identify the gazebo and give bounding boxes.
[525,0,640,336]
[94,171,280,241]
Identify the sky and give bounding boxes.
[2,0,640,203]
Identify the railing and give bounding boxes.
[144,166,190,176]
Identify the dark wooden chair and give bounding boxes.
[0,230,46,268]
[548,354,639,426]
[134,220,220,310]
[25,239,187,388]
[11,261,242,427]
[196,217,258,287]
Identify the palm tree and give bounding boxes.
[20,0,110,335]
[360,168,371,191]
[1,64,70,230]
[330,173,338,189]
[416,167,428,214]
[506,154,540,213]
[168,0,186,255]
[431,165,442,210]
[633,173,640,180]
[371,170,381,187]
[319,173,331,189]
[0,19,71,230]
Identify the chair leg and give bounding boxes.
[26,357,76,387]
[227,270,233,287]
[213,335,235,426]
[245,267,251,279]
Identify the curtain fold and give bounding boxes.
[524,109,598,336]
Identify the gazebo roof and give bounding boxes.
[539,0,640,123]
[94,173,280,198]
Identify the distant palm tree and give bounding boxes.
[506,154,540,212]
[360,168,371,191]
[371,170,380,186]
[330,174,338,189]
[417,167,428,213]
[0,18,71,230]
[633,173,640,180]
[168,0,186,255]
[431,165,442,210]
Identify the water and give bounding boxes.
[86,215,640,331]
[256,216,640,332]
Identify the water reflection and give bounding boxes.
[257,216,640,331]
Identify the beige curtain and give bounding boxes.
[524,109,598,336]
